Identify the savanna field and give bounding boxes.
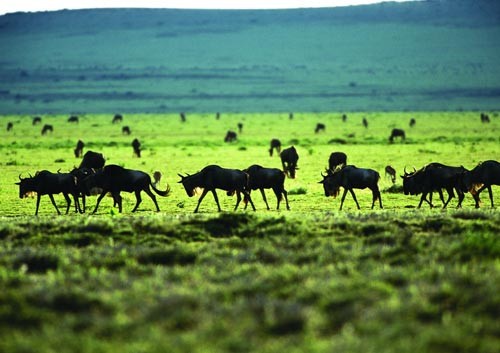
[0,112,499,352]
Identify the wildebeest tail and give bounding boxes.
[150,182,171,197]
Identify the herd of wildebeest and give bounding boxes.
[7,112,500,214]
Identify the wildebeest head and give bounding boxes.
[15,174,36,199]
[400,166,419,195]
[81,170,105,196]
[319,169,341,198]
[178,173,198,197]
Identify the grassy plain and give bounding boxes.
[0,112,499,352]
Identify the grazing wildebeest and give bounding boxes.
[216,112,220,120]
[460,160,500,208]
[362,118,368,128]
[269,138,282,157]
[224,130,237,143]
[280,146,299,179]
[153,171,162,188]
[132,138,141,158]
[122,126,131,135]
[112,114,123,124]
[401,163,467,208]
[82,165,170,213]
[244,164,290,210]
[16,171,80,215]
[68,115,79,123]
[385,165,396,184]
[178,165,256,213]
[79,150,105,169]
[41,124,53,135]
[6,122,13,131]
[289,113,294,120]
[389,128,405,143]
[328,152,347,171]
[342,114,347,122]
[237,122,243,134]
[74,139,85,158]
[409,118,416,127]
[315,123,326,133]
[180,112,186,122]
[32,116,42,125]
[480,113,490,123]
[319,165,382,210]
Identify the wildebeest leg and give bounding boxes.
[242,190,256,211]
[210,189,222,212]
[349,189,361,210]
[371,187,383,209]
[339,188,351,210]
[48,194,61,215]
[194,189,210,213]
[92,191,107,214]
[132,190,143,212]
[35,194,42,215]
[113,193,123,213]
[81,195,86,213]
[260,189,270,210]
[282,189,290,210]
[418,193,431,208]
[144,188,160,212]
[442,188,454,209]
[63,193,71,214]
[456,189,465,208]
[234,191,242,211]
[487,186,494,207]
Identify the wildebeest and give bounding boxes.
[319,165,382,210]
[480,113,490,123]
[385,165,396,184]
[409,118,416,127]
[112,114,123,124]
[269,138,282,157]
[362,117,368,128]
[74,139,85,158]
[280,146,299,179]
[244,164,290,210]
[289,112,294,120]
[178,165,255,213]
[68,115,79,123]
[79,150,105,169]
[32,116,42,125]
[342,114,347,122]
[180,112,186,122]
[460,160,500,208]
[216,112,220,120]
[82,165,171,213]
[328,152,347,171]
[237,122,243,134]
[16,170,80,215]
[70,167,98,213]
[132,138,141,158]
[41,124,53,135]
[6,122,13,131]
[315,123,326,133]
[401,163,466,208]
[389,128,405,143]
[224,130,237,143]
[122,126,131,135]
[152,171,162,188]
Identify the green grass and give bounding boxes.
[0,112,499,352]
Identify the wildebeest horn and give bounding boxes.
[404,166,408,175]
[29,173,33,178]
[18,173,23,181]
[321,171,327,178]
[413,166,417,173]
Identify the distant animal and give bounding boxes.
[132,138,141,158]
[82,165,170,213]
[280,146,299,179]
[74,139,85,158]
[319,165,382,210]
[244,164,290,210]
[177,165,256,213]
[224,130,237,143]
[328,152,347,171]
[122,126,131,135]
[315,123,326,133]
[152,171,162,188]
[289,113,294,120]
[342,114,347,122]
[459,160,500,208]
[68,115,79,123]
[32,116,42,125]
[362,118,368,128]
[409,118,416,127]
[41,124,53,135]
[389,128,406,143]
[16,171,80,215]
[216,112,221,120]
[180,112,186,122]
[480,113,490,123]
[237,122,243,134]
[269,138,282,157]
[6,122,13,131]
[112,114,123,124]
[385,165,396,184]
[79,150,105,170]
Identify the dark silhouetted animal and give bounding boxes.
[389,128,405,143]
[32,116,42,125]
[224,130,237,143]
[70,167,99,213]
[385,165,396,184]
[41,124,53,135]
[289,113,294,120]
[82,165,170,213]
[122,126,131,135]
[79,151,105,169]
[480,113,490,123]
[180,112,186,122]
[320,165,382,210]
[362,118,368,128]
[132,138,141,157]
[237,122,243,134]
[68,115,79,123]
[244,164,290,210]
[74,140,85,158]
[178,165,255,213]
[280,146,299,179]
[460,160,500,208]
[112,114,123,123]
[216,112,220,120]
[152,171,162,188]
[6,122,13,131]
[342,114,347,122]
[16,171,80,215]
[269,138,282,157]
[315,123,326,133]
[409,118,416,127]
[328,152,347,171]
